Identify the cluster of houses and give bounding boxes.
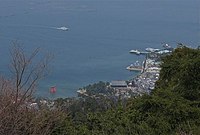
[77,45,173,99]
[109,45,173,99]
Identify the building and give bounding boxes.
[110,81,127,88]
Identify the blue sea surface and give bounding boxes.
[0,0,199,98]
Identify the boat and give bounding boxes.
[56,26,69,31]
[129,49,141,55]
[163,43,171,49]
[157,50,171,54]
[145,48,160,52]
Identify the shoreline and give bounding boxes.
[77,45,173,99]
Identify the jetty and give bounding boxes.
[129,49,148,55]
[126,61,143,72]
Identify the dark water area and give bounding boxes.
[0,0,199,98]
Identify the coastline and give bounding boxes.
[77,45,173,99]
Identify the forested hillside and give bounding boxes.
[0,46,199,135]
[63,47,200,135]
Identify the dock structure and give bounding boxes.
[129,50,148,55]
[126,66,143,71]
[127,45,174,94]
[76,45,174,99]
[126,60,144,72]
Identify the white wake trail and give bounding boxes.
[1,24,69,31]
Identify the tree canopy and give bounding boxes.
[1,46,200,135]
[66,47,200,135]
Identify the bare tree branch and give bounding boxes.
[9,41,53,105]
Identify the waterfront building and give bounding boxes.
[110,81,127,88]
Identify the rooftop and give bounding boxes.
[110,81,127,87]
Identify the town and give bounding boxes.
[77,44,173,99]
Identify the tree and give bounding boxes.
[71,47,200,135]
[9,41,53,106]
[0,42,57,135]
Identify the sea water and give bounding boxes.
[0,0,199,98]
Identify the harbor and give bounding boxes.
[77,44,174,99]
[114,44,173,97]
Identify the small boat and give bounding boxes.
[129,49,141,55]
[145,48,160,52]
[163,43,171,49]
[56,26,69,31]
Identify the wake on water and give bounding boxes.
[51,26,69,31]
[1,24,69,31]
[0,24,69,40]
[29,25,69,31]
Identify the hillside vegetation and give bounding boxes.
[66,47,200,135]
[0,46,199,135]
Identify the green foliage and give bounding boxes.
[67,47,200,135]
[156,47,200,100]
[2,47,199,134]
[82,81,112,95]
